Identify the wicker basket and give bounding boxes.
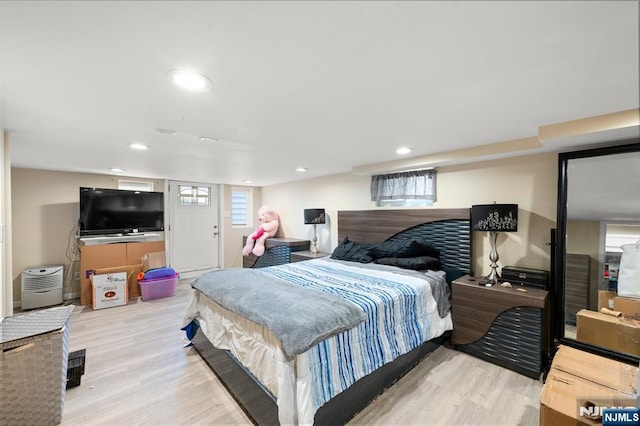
[1,305,74,425]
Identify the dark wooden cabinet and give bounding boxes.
[564,253,591,325]
[242,237,310,268]
[451,275,549,379]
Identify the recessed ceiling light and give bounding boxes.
[296,167,308,172]
[171,70,213,92]
[110,168,125,172]
[130,143,149,150]
[243,180,253,184]
[199,136,218,142]
[396,147,413,155]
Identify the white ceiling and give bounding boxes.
[1,1,639,187]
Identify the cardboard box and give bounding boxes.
[576,309,640,356]
[91,272,128,310]
[126,241,165,265]
[80,244,127,305]
[540,345,638,425]
[141,251,166,272]
[79,240,165,305]
[614,296,640,317]
[93,265,143,298]
[597,290,617,311]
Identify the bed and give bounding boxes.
[183,208,471,425]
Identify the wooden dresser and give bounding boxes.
[564,253,591,325]
[451,275,549,379]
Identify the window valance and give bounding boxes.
[370,169,437,202]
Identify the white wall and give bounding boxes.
[10,168,164,303]
[7,151,558,302]
[222,184,262,268]
[262,153,558,276]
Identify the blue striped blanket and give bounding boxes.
[261,258,451,410]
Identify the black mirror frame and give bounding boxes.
[554,139,640,365]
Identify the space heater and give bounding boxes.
[21,265,64,310]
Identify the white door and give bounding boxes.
[168,181,220,273]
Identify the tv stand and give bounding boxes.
[80,233,162,245]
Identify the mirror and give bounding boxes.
[555,140,640,363]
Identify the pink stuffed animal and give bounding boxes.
[242,206,280,257]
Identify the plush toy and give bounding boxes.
[242,205,280,257]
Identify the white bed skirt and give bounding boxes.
[185,291,316,425]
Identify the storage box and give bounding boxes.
[1,305,74,425]
[576,309,640,356]
[614,296,640,317]
[540,345,638,426]
[139,274,178,301]
[500,266,549,289]
[141,251,166,272]
[92,264,142,298]
[79,240,165,305]
[597,290,617,311]
[91,272,128,310]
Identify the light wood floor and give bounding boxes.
[57,279,542,425]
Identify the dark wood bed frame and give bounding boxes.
[192,208,472,425]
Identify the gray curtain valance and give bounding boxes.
[370,169,437,202]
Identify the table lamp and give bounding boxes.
[304,208,326,253]
[471,203,518,285]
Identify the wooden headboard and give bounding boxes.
[337,208,472,275]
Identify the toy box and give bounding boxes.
[138,274,178,301]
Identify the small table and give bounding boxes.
[290,250,330,263]
[242,237,310,268]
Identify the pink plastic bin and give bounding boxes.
[138,274,178,301]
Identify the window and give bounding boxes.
[118,180,154,191]
[231,188,252,227]
[370,169,437,207]
[178,185,211,206]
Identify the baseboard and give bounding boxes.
[178,268,219,280]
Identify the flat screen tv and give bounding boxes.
[79,187,164,236]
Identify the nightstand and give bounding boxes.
[451,274,549,379]
[290,250,330,263]
[242,237,310,268]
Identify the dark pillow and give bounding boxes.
[368,239,440,260]
[374,256,441,271]
[440,266,464,285]
[330,237,374,263]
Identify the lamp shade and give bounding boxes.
[471,204,518,232]
[304,208,326,225]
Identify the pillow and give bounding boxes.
[440,266,464,285]
[330,237,374,263]
[368,238,440,260]
[374,256,441,271]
